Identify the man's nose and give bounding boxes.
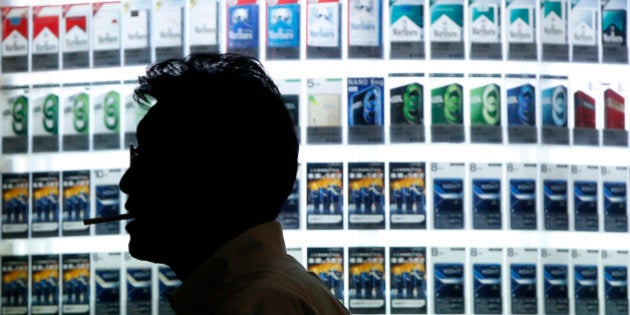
[119,168,132,194]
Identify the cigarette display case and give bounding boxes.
[1,0,630,314]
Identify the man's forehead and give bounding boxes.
[135,110,154,142]
[135,105,170,146]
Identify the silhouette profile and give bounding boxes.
[118,53,351,314]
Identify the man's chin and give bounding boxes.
[128,239,168,265]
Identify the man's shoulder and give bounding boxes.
[219,283,350,314]
[218,272,350,314]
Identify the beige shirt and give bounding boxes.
[168,221,352,315]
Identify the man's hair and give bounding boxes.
[134,53,283,108]
[134,53,299,224]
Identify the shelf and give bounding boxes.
[1,229,628,257]
[1,142,628,174]
[300,142,630,166]
[2,60,629,88]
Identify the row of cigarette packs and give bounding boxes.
[1,252,179,315]
[1,75,629,155]
[2,0,220,73]
[1,161,629,240]
[3,247,630,315]
[286,76,629,146]
[299,162,628,232]
[1,0,629,71]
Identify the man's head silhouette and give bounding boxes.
[118,53,299,279]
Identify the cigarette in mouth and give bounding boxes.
[83,213,135,225]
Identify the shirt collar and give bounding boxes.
[168,220,287,314]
